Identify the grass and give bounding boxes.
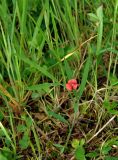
[0,0,118,159]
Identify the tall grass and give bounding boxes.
[0,0,118,159]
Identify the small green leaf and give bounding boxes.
[17,124,27,132]
[101,137,118,156]
[71,139,80,149]
[102,146,112,155]
[25,117,33,128]
[88,13,99,22]
[75,145,86,160]
[31,92,44,99]
[86,151,99,158]
[103,101,118,115]
[19,132,30,149]
[79,139,85,146]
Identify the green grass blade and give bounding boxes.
[77,56,92,100]
[16,51,57,82]
[96,6,103,56]
[47,110,69,125]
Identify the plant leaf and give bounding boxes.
[16,51,57,82]
[88,13,99,22]
[75,145,86,160]
[47,110,68,124]
[19,132,30,149]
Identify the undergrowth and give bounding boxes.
[0,0,118,160]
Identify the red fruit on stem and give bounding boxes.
[66,79,79,91]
